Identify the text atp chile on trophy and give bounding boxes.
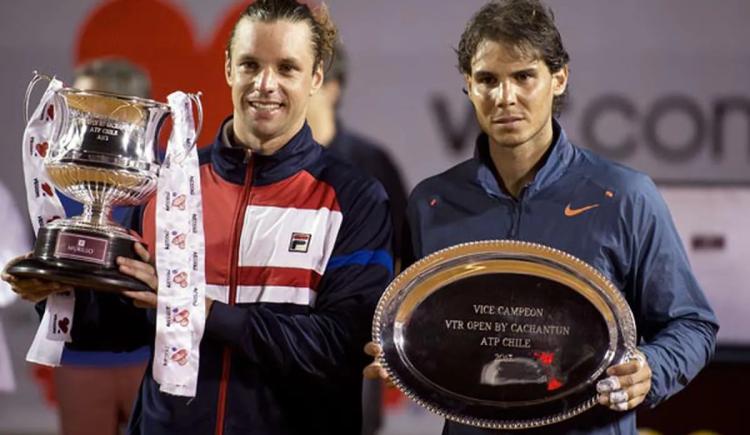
[443,304,572,352]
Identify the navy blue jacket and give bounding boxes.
[403,121,718,435]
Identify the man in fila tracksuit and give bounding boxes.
[7,1,393,434]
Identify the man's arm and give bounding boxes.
[628,177,719,407]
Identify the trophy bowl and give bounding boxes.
[373,240,637,429]
[8,76,179,292]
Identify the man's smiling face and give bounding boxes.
[225,18,323,153]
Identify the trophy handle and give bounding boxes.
[166,91,203,165]
[187,91,203,153]
[51,90,70,148]
[24,71,53,124]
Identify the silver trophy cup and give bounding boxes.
[8,73,202,292]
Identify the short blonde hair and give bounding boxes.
[226,0,338,73]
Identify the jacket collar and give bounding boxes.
[210,117,322,185]
[474,118,574,199]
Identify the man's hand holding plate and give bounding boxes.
[596,351,651,411]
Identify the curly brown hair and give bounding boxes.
[457,0,570,115]
[226,0,338,74]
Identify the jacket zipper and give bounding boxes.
[509,201,521,239]
[215,161,254,435]
[510,184,532,239]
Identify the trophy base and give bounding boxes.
[7,226,151,293]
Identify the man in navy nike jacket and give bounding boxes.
[365,1,718,434]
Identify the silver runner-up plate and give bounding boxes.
[373,240,637,429]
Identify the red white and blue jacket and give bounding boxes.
[68,119,393,435]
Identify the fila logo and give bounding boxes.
[289,232,311,253]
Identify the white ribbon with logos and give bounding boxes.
[23,78,76,366]
[152,91,206,397]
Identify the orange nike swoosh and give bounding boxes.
[564,203,600,217]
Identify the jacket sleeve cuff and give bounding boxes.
[638,345,661,408]
[204,301,247,346]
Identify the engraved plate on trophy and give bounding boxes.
[372,240,637,429]
[8,74,202,292]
